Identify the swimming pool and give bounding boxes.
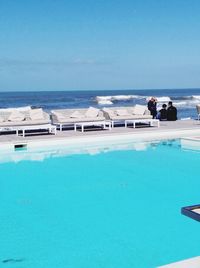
[0,139,200,267]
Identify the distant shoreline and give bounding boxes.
[0,88,200,93]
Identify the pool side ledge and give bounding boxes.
[158,256,200,268]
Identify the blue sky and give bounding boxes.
[0,0,200,91]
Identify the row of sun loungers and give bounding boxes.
[52,105,153,129]
[0,104,158,136]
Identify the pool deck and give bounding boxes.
[0,119,200,150]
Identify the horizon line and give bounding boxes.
[0,87,200,93]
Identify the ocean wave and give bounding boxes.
[95,94,200,110]
[192,95,200,100]
[96,95,145,104]
[146,96,171,102]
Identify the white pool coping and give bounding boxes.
[1,126,200,152]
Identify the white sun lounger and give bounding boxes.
[102,105,152,128]
[0,106,55,136]
[51,107,106,130]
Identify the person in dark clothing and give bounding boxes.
[147,97,157,119]
[158,104,167,121]
[167,101,177,121]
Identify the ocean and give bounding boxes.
[0,88,200,119]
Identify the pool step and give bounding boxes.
[158,256,200,268]
[181,137,200,151]
[14,143,27,151]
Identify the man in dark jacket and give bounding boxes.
[167,101,177,121]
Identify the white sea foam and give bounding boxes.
[98,100,113,105]
[173,101,187,107]
[96,96,113,101]
[111,95,140,101]
[157,96,171,102]
[173,99,200,108]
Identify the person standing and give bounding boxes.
[147,97,157,119]
[167,101,177,121]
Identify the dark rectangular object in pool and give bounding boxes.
[181,204,200,222]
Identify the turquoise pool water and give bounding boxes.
[0,140,200,267]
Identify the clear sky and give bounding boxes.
[0,0,200,91]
